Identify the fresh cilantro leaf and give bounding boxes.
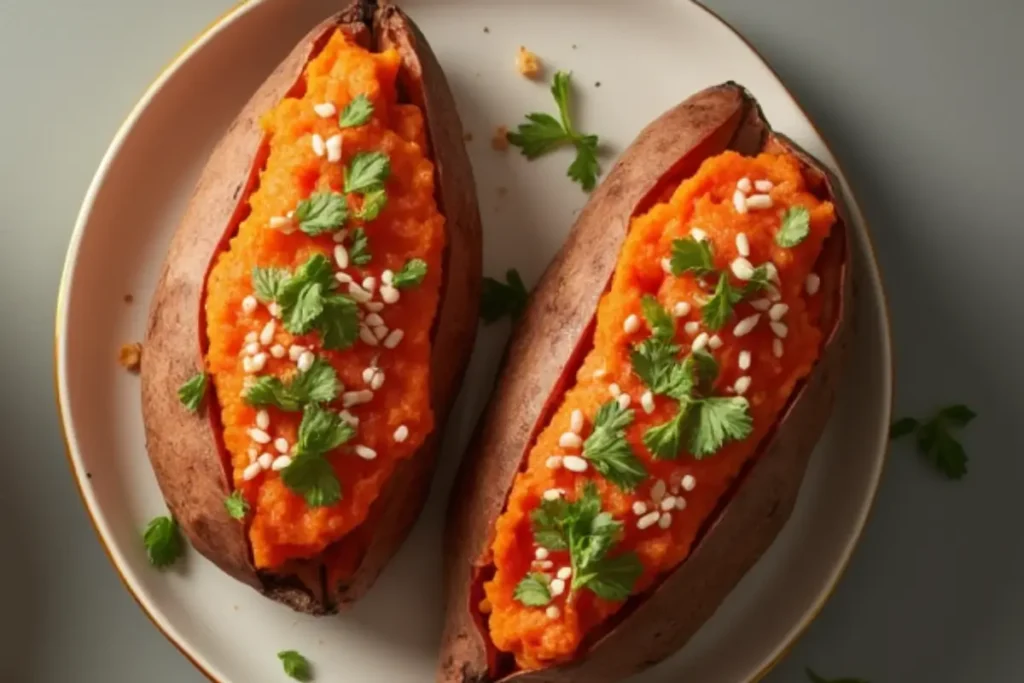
[355,188,387,221]
[574,552,643,602]
[805,668,869,683]
[551,71,575,133]
[252,266,288,303]
[143,515,184,569]
[278,650,311,681]
[277,254,335,335]
[224,491,249,520]
[344,151,390,194]
[701,274,745,331]
[480,268,529,323]
[687,350,720,390]
[348,227,371,265]
[177,372,208,413]
[245,376,302,411]
[572,509,618,570]
[582,400,647,490]
[513,573,552,606]
[296,402,355,456]
[281,453,341,507]
[640,294,675,341]
[568,133,600,192]
[338,94,374,128]
[643,407,689,460]
[530,497,570,550]
[776,206,811,247]
[670,237,716,277]
[742,265,773,297]
[630,338,688,398]
[295,191,349,236]
[506,113,568,158]
[889,417,919,439]
[284,282,325,335]
[393,258,427,288]
[317,294,360,350]
[688,396,754,458]
[244,358,341,411]
[890,404,975,479]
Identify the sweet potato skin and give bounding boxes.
[438,83,850,682]
[140,0,481,614]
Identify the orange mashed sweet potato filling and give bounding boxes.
[205,31,444,570]
[484,151,835,670]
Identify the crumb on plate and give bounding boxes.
[119,342,143,372]
[516,46,542,79]
[492,125,509,151]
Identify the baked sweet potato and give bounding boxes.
[141,0,481,614]
[438,83,850,681]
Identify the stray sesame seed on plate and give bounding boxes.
[297,351,315,372]
[672,301,691,317]
[268,216,290,230]
[609,383,622,397]
[270,344,286,359]
[550,579,566,597]
[660,496,677,511]
[570,409,584,434]
[734,376,752,395]
[682,474,696,491]
[684,320,701,336]
[770,321,789,338]
[256,410,270,430]
[342,390,374,407]
[750,298,771,312]
[543,489,564,501]
[383,329,404,349]
[250,352,267,372]
[737,177,752,193]
[623,314,640,334]
[632,501,648,515]
[769,303,789,321]
[275,437,289,454]
[559,432,583,449]
[325,134,343,163]
[355,445,377,461]
[690,227,708,241]
[334,245,349,269]
[658,512,673,529]
[313,102,337,118]
[311,133,326,157]
[394,425,409,443]
[359,325,379,346]
[735,233,750,257]
[244,341,261,356]
[248,427,271,444]
[754,179,774,192]
[268,302,281,318]
[651,479,667,502]
[773,338,784,358]
[617,393,631,410]
[556,567,572,580]
[271,455,292,471]
[545,455,563,470]
[708,334,723,350]
[637,511,661,530]
[733,190,748,214]
[362,276,377,293]
[563,455,588,473]
[691,332,709,352]
[746,194,773,210]
[546,606,560,619]
[733,314,761,337]
[535,547,549,561]
[259,320,276,346]
[641,390,655,414]
[739,350,752,370]
[373,325,389,341]
[806,273,821,295]
[242,295,257,314]
[348,282,372,303]
[730,257,755,280]
[242,462,261,481]
[381,286,400,304]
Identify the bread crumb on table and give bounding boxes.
[118,342,143,372]
[516,46,542,79]
[492,125,509,151]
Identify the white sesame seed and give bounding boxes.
[692,332,709,352]
[311,133,326,157]
[362,276,377,293]
[632,501,648,515]
[545,455,563,470]
[393,425,409,443]
[550,578,566,597]
[245,331,258,343]
[271,455,292,471]
[736,233,750,257]
[746,194,773,210]
[559,432,583,449]
[773,338,784,358]
[733,314,761,337]
[769,303,789,321]
[383,329,404,349]
[269,344,286,359]
[313,102,337,118]
[661,257,673,274]
[255,409,270,430]
[248,428,271,444]
[333,229,349,243]
[250,352,267,372]
[348,282,372,303]
[543,489,564,501]
[297,351,315,372]
[340,410,359,426]
[806,273,821,295]
[536,560,554,570]
[731,257,755,280]
[675,496,687,510]
[326,134,343,163]
[288,345,306,361]
[563,455,588,473]
[660,496,677,511]
[637,511,661,530]
[274,438,289,454]
[268,302,281,318]
[556,567,572,580]
[361,367,376,384]
[259,320,276,346]
[737,177,752,193]
[359,314,382,330]
[365,301,385,312]
[342,390,374,407]
[535,547,549,561]
[690,227,708,241]
[609,383,622,397]
[617,393,631,410]
[242,295,257,314]
[359,325,379,346]
[243,462,262,481]
[755,179,774,193]
[658,512,673,529]
[570,409,584,434]
[335,271,353,284]
[268,216,290,230]
[286,210,294,219]
[244,341,261,356]
[651,481,667,505]
[355,445,377,461]
[750,299,771,312]
[641,390,655,414]
[370,370,385,391]
[734,376,752,395]
[708,334,723,350]
[624,314,640,334]
[546,606,561,619]
[682,474,696,491]
[764,262,781,284]
[380,269,394,286]
[739,350,752,370]
[381,286,400,304]
[256,452,273,470]
[373,325,389,341]
[770,321,789,338]
[333,245,349,269]
[733,189,748,214]
[672,301,691,317]
[242,356,254,373]
[684,321,701,336]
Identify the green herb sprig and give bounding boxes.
[480,268,529,323]
[890,404,976,479]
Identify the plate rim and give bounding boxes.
[53,1,895,681]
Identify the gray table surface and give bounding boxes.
[2,0,1019,681]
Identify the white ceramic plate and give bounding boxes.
[55,1,892,681]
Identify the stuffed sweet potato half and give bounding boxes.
[141,0,481,614]
[439,83,851,682]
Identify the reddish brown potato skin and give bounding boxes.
[140,0,481,614]
[437,84,851,682]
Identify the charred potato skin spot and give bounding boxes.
[437,83,851,682]
[140,0,481,614]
